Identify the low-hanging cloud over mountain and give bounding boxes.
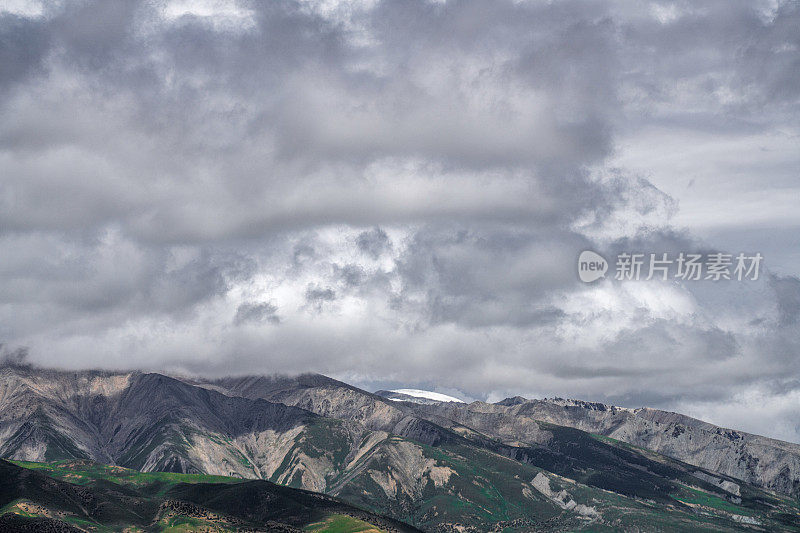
[1,0,799,441]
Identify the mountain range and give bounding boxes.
[1,363,800,531]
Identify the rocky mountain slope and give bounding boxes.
[214,374,800,499]
[410,396,800,498]
[2,364,800,531]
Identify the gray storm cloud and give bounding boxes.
[0,0,799,441]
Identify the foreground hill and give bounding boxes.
[0,459,420,531]
[2,365,800,531]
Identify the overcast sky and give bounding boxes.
[1,0,799,441]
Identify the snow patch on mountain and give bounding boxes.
[389,389,465,403]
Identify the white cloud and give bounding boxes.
[0,0,799,442]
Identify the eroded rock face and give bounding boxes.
[210,374,461,449]
[365,440,453,500]
[0,366,325,482]
[211,374,410,432]
[530,472,598,518]
[415,401,553,447]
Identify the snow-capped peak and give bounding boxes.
[389,389,465,403]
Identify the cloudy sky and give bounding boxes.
[1,0,799,441]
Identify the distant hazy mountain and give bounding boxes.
[2,364,800,531]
